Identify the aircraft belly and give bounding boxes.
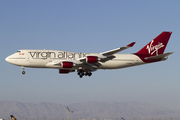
[27,59,48,68]
[101,60,133,69]
[9,59,29,67]
[100,55,143,69]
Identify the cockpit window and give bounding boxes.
[16,51,21,53]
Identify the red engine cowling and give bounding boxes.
[86,56,98,63]
[62,62,73,68]
[59,69,69,74]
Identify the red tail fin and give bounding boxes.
[137,32,172,56]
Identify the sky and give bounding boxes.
[0,0,180,110]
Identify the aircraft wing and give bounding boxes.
[100,42,135,56]
[47,42,136,70]
[78,42,135,62]
[77,42,136,69]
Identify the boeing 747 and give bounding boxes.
[5,32,173,78]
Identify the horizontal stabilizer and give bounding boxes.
[145,52,173,60]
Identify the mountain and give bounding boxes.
[0,101,179,119]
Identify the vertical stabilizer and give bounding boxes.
[137,32,172,56]
[10,115,17,120]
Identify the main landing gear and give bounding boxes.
[77,70,92,78]
[21,66,25,75]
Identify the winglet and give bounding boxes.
[127,42,136,47]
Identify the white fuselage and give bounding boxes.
[5,49,145,70]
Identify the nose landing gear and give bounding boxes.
[22,71,25,75]
[21,66,25,75]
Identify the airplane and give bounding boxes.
[5,31,173,78]
[10,115,17,120]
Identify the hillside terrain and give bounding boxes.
[0,101,179,119]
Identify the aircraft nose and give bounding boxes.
[5,55,14,64]
[5,56,9,62]
[5,57,8,62]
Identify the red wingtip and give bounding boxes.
[127,42,136,47]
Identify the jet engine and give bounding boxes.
[59,69,69,74]
[86,56,98,63]
[61,61,73,68]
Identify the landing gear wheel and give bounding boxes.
[85,72,89,76]
[21,66,25,75]
[22,71,25,75]
[79,72,84,78]
[88,72,92,76]
[77,69,93,78]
